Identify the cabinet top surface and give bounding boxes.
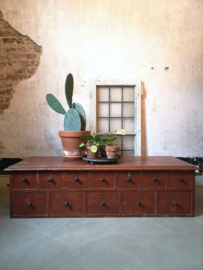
[5,156,198,171]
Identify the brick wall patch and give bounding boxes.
[0,10,42,114]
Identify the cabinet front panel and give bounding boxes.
[91,172,115,189]
[122,192,155,215]
[65,172,89,189]
[142,171,166,189]
[117,171,140,189]
[167,171,192,190]
[39,172,63,190]
[87,192,119,215]
[158,192,191,214]
[13,172,37,190]
[50,192,84,215]
[13,193,48,216]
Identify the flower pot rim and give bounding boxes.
[106,146,120,150]
[59,130,91,138]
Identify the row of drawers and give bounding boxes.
[12,191,193,217]
[12,171,194,190]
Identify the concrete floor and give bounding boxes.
[0,176,203,270]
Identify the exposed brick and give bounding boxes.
[27,68,36,74]
[16,38,24,44]
[0,103,9,110]
[0,11,42,114]
[6,74,19,81]
[26,53,37,59]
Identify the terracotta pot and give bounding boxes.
[106,146,119,159]
[59,130,90,159]
[86,145,101,159]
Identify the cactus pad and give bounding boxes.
[73,102,86,131]
[46,94,66,115]
[64,109,81,131]
[65,73,73,109]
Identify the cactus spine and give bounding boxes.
[46,74,86,131]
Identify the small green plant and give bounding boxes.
[79,134,101,152]
[46,74,86,131]
[79,134,117,152]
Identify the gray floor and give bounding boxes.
[0,176,203,270]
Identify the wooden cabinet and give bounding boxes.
[6,156,197,218]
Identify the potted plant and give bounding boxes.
[100,134,119,159]
[46,73,90,159]
[79,134,102,159]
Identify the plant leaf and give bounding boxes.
[65,74,73,109]
[46,94,66,114]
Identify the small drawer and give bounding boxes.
[91,172,114,189]
[142,171,166,189]
[50,192,84,216]
[167,171,192,190]
[158,192,191,214]
[117,171,140,189]
[13,172,37,190]
[13,193,48,216]
[39,172,62,190]
[87,192,119,215]
[65,172,88,189]
[122,192,155,215]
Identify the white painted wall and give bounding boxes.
[0,0,203,158]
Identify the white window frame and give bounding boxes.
[90,79,141,156]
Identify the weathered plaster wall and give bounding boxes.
[0,0,203,158]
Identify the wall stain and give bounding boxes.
[0,10,43,114]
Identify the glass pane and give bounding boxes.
[123,87,134,101]
[110,103,121,117]
[123,150,134,156]
[123,103,134,117]
[97,118,109,133]
[97,103,109,117]
[110,118,122,133]
[97,87,109,101]
[123,136,134,150]
[123,119,134,133]
[110,88,121,101]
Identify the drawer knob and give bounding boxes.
[22,178,26,182]
[48,177,53,182]
[137,201,141,206]
[101,201,105,206]
[173,201,178,206]
[101,178,105,182]
[179,177,183,182]
[65,202,69,207]
[153,177,157,182]
[75,177,79,182]
[27,202,32,207]
[127,177,131,182]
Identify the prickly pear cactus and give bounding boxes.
[46,73,86,131]
[64,109,81,131]
[73,102,86,131]
[65,74,73,109]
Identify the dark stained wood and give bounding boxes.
[117,171,140,189]
[158,192,191,215]
[90,172,115,189]
[39,172,63,190]
[65,171,88,189]
[122,191,155,215]
[142,171,166,189]
[8,157,197,218]
[86,192,119,215]
[167,171,192,190]
[50,192,84,216]
[5,156,199,171]
[13,192,48,216]
[13,172,37,190]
